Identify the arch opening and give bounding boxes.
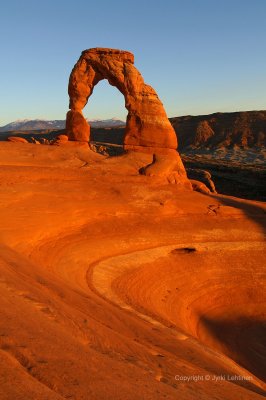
[83,79,126,146]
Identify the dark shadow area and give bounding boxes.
[211,194,266,235]
[210,172,266,201]
[183,157,266,201]
[199,315,266,387]
[197,194,266,394]
[90,127,126,156]
[89,142,125,157]
[90,127,125,145]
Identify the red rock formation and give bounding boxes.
[56,134,69,142]
[67,48,177,151]
[66,110,90,142]
[194,120,214,146]
[67,48,189,185]
[170,111,266,150]
[7,136,28,143]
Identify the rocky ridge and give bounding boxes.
[170,111,266,150]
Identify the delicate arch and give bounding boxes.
[66,48,177,152]
[65,48,189,186]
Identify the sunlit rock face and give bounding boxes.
[67,48,177,150]
[66,48,189,185]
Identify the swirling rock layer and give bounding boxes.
[0,142,265,399]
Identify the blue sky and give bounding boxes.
[0,0,265,125]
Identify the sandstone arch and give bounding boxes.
[66,48,189,185]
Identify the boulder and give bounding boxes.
[7,136,28,143]
[30,137,40,144]
[140,150,190,186]
[190,180,211,194]
[56,134,69,142]
[186,168,217,193]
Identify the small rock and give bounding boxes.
[56,134,68,141]
[190,179,211,194]
[7,136,28,143]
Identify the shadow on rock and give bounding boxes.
[211,194,266,235]
[199,315,266,387]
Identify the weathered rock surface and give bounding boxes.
[140,150,192,187]
[186,168,216,193]
[56,134,69,142]
[66,110,90,142]
[7,136,28,143]
[66,48,189,185]
[190,179,211,194]
[170,111,266,150]
[67,48,177,151]
[0,142,265,399]
[30,137,41,144]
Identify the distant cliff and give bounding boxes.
[170,111,266,150]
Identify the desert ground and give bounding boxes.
[0,142,265,399]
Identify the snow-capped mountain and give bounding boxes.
[0,119,65,132]
[87,118,125,128]
[0,118,126,132]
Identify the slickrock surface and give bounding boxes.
[0,142,265,400]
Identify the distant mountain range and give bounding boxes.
[0,118,126,132]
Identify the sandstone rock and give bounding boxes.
[40,138,50,145]
[56,134,69,141]
[190,179,211,194]
[67,48,178,150]
[66,110,90,142]
[89,143,108,156]
[67,48,189,185]
[194,120,214,146]
[170,111,266,150]
[7,136,28,143]
[30,137,40,144]
[52,140,88,148]
[140,150,191,186]
[186,168,217,193]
